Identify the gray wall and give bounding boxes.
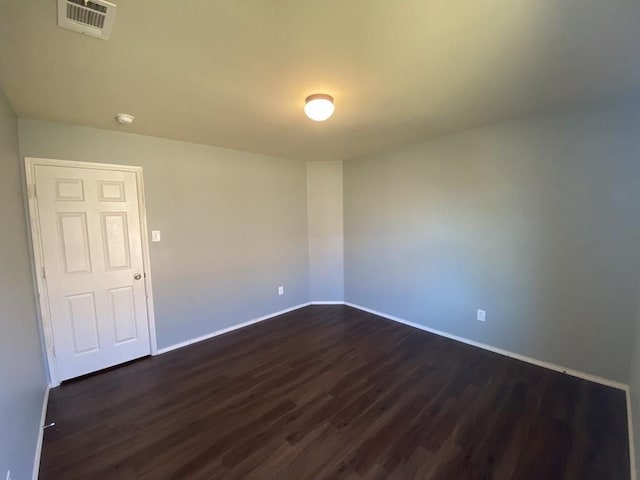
[307,161,344,302]
[0,92,47,478]
[18,118,310,350]
[344,100,640,383]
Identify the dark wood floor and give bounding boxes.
[40,305,629,479]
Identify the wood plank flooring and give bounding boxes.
[40,305,630,479]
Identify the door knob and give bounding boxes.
[134,273,142,280]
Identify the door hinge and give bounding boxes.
[42,267,46,279]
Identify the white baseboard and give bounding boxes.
[344,302,628,391]
[155,302,312,355]
[627,389,637,480]
[32,386,50,480]
[310,301,345,305]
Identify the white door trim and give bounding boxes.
[25,157,158,387]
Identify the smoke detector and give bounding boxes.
[57,0,117,40]
[115,113,135,125]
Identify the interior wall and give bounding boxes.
[344,99,640,383]
[0,92,47,478]
[307,161,344,302]
[18,118,310,350]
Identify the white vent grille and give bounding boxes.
[57,0,117,40]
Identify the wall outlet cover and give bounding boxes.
[477,309,486,322]
[278,286,284,296]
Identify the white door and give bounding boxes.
[34,164,151,381]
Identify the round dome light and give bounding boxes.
[304,94,334,121]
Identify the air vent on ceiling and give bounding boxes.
[57,0,117,40]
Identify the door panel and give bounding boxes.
[58,213,92,274]
[55,178,85,201]
[35,165,151,381]
[67,292,99,354]
[101,212,131,270]
[109,286,138,344]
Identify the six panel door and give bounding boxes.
[35,165,151,381]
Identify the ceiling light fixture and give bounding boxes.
[115,113,135,125]
[304,94,334,121]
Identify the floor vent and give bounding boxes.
[57,0,117,40]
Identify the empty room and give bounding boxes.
[2,1,640,479]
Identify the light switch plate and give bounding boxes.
[151,230,161,242]
[477,309,486,322]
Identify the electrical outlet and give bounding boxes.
[278,286,284,296]
[477,309,486,322]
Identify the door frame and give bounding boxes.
[24,157,158,387]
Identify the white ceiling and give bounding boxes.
[1,0,639,161]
